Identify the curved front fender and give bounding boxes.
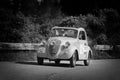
[57,46,77,59]
[68,46,78,58]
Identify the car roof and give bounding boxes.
[52,26,85,31]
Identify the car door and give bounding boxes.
[78,31,88,59]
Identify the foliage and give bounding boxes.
[1,7,120,46]
[21,19,43,43]
[57,14,107,45]
[0,8,106,44]
[58,15,87,28]
[85,14,105,38]
[93,8,120,44]
[0,9,22,42]
[16,6,65,42]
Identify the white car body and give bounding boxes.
[37,26,92,67]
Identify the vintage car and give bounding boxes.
[37,26,92,67]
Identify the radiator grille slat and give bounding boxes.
[49,39,61,56]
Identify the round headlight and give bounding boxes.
[64,42,70,48]
[50,41,55,45]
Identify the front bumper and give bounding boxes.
[37,47,72,60]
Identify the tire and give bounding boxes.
[70,52,76,67]
[55,60,60,65]
[84,52,91,66]
[37,57,44,65]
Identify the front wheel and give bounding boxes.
[37,57,44,65]
[70,52,76,67]
[84,53,91,66]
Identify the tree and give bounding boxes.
[0,8,22,42]
[95,8,120,44]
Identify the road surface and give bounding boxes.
[0,59,120,80]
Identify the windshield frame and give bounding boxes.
[51,28,78,38]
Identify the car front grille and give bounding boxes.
[49,44,60,56]
[49,40,61,56]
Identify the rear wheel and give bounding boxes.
[37,57,44,65]
[84,52,91,66]
[70,52,77,67]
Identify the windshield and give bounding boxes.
[51,28,78,38]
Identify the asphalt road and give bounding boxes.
[0,59,120,80]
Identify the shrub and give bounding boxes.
[19,16,43,43]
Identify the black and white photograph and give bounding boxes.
[0,0,120,80]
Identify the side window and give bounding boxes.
[79,31,86,40]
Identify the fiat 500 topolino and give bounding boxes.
[37,26,92,67]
